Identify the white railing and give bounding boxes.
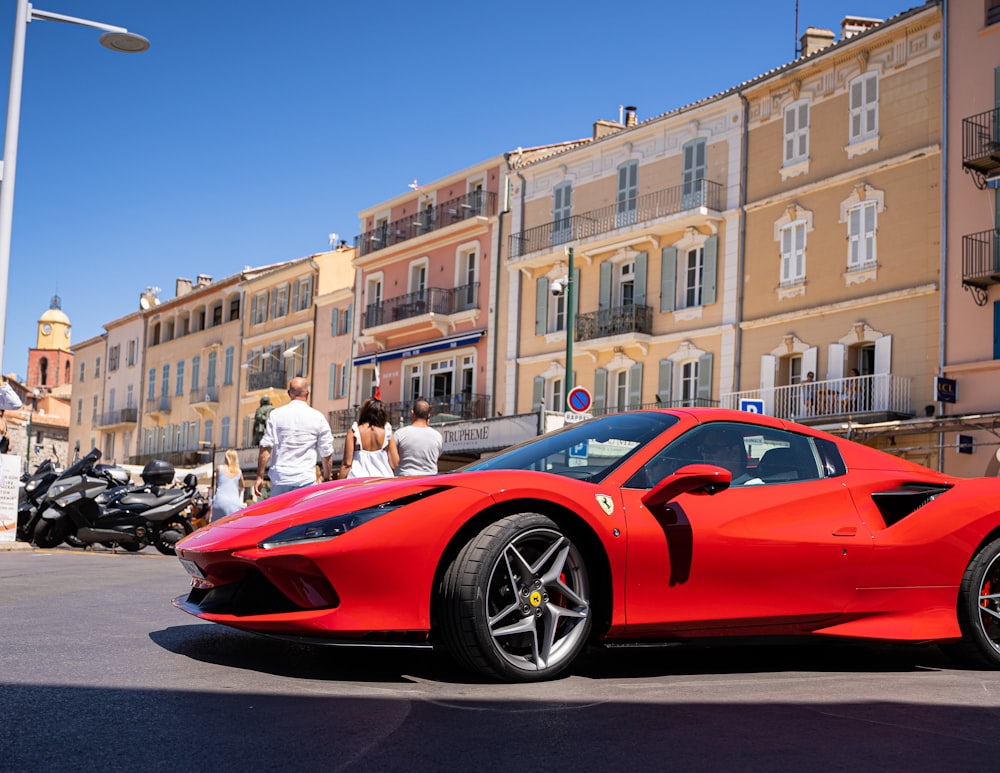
[721,373,911,421]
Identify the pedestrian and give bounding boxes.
[0,376,22,411]
[394,398,443,476]
[800,371,816,416]
[254,378,334,499]
[339,397,398,479]
[251,395,273,446]
[211,449,245,521]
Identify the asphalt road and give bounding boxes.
[2,546,999,772]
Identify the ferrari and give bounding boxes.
[173,408,1000,682]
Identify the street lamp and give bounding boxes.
[0,1,149,370]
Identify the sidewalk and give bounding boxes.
[0,538,33,551]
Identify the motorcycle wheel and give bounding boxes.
[154,517,192,556]
[33,519,68,549]
[121,542,144,553]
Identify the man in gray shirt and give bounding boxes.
[395,398,443,476]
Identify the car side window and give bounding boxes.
[626,423,831,490]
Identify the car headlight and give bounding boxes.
[259,487,446,550]
[260,506,394,549]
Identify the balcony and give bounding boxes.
[722,374,912,424]
[961,108,1000,188]
[355,190,498,257]
[363,284,479,330]
[576,303,653,342]
[962,228,1000,306]
[247,369,287,391]
[591,397,718,418]
[189,385,219,405]
[328,392,492,433]
[97,407,138,427]
[144,397,171,415]
[509,179,724,259]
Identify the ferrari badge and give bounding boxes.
[595,494,614,515]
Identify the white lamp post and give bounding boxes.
[0,0,149,370]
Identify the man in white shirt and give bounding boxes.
[395,398,443,476]
[254,378,334,498]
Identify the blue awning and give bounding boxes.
[352,330,484,366]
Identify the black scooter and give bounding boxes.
[17,459,60,542]
[35,455,196,555]
[29,449,130,548]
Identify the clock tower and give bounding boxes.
[27,295,74,391]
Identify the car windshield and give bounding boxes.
[459,412,679,483]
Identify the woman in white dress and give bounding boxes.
[339,398,399,479]
[211,449,245,521]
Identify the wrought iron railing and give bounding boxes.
[509,179,724,259]
[355,190,497,256]
[961,107,1000,180]
[329,392,492,432]
[962,228,1000,305]
[247,369,287,391]
[721,374,911,421]
[143,397,171,414]
[189,385,219,404]
[576,304,653,341]
[363,283,479,329]
[97,407,139,427]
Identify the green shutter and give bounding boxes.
[599,262,612,310]
[532,376,544,410]
[661,248,677,312]
[535,277,549,335]
[628,363,643,409]
[634,252,647,306]
[593,368,607,415]
[331,308,339,336]
[702,235,717,306]
[697,353,713,404]
[658,359,673,406]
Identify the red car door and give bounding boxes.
[618,478,873,637]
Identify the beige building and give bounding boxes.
[943,0,1000,475]
[310,242,357,437]
[729,4,943,469]
[68,333,106,459]
[504,100,743,427]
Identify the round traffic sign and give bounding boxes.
[567,386,592,413]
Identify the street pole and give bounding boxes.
[0,0,149,370]
[565,246,575,409]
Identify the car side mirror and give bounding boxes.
[641,463,732,510]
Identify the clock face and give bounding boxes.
[41,324,51,335]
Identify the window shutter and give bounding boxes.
[599,262,612,310]
[803,347,818,378]
[696,354,713,404]
[346,304,353,335]
[760,354,776,414]
[628,363,643,409]
[331,308,339,336]
[536,277,549,335]
[657,359,673,406]
[593,368,607,415]
[633,252,647,306]
[827,344,845,381]
[660,248,677,312]
[329,363,337,400]
[532,376,544,410]
[251,295,258,324]
[702,236,717,306]
[874,335,892,374]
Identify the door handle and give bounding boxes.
[832,526,857,537]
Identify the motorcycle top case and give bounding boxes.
[141,459,175,486]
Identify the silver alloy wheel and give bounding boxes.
[975,550,1000,656]
[484,527,590,672]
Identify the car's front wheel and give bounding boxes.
[951,537,1000,668]
[441,513,592,682]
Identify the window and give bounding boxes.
[126,339,137,367]
[410,261,427,295]
[250,291,268,325]
[987,0,1000,26]
[780,222,807,284]
[108,344,120,372]
[548,377,564,412]
[847,201,877,268]
[160,364,170,399]
[94,357,101,378]
[619,261,635,307]
[680,361,699,407]
[221,416,231,449]
[783,100,809,166]
[229,296,240,321]
[328,363,338,400]
[681,247,704,309]
[365,276,384,327]
[175,360,185,396]
[616,161,638,227]
[76,398,82,425]
[271,284,289,318]
[147,368,155,400]
[293,276,313,312]
[191,356,201,391]
[204,419,213,446]
[458,248,477,311]
[551,284,567,333]
[79,362,86,382]
[682,139,707,207]
[92,394,98,422]
[552,183,572,244]
[207,350,218,389]
[848,72,878,145]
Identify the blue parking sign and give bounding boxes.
[740,399,765,414]
[569,441,588,459]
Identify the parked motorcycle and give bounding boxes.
[16,458,61,542]
[33,454,197,555]
[28,449,130,549]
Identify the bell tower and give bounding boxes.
[27,295,74,391]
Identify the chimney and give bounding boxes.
[593,118,624,139]
[841,16,883,40]
[624,106,637,127]
[799,26,835,57]
[175,278,193,297]
[196,274,213,287]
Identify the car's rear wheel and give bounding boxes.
[441,513,591,682]
[951,537,1000,668]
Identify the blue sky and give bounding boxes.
[0,0,917,378]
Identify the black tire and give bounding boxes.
[949,537,1000,668]
[441,513,592,682]
[64,534,87,549]
[121,542,144,553]
[32,518,68,549]
[154,518,192,556]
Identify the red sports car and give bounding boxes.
[173,408,1000,682]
